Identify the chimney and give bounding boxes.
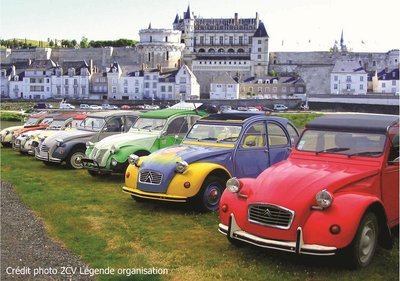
[234,13,239,25]
[385,67,389,73]
[141,63,145,70]
[255,12,259,28]
[11,65,16,76]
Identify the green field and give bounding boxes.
[0,112,398,281]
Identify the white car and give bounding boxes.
[89,105,103,110]
[60,103,75,109]
[273,104,288,111]
[80,104,90,109]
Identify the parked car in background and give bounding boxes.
[35,111,139,169]
[121,105,131,110]
[273,104,288,112]
[59,103,75,109]
[15,113,86,155]
[83,108,206,176]
[33,103,53,109]
[219,114,399,268]
[80,104,90,109]
[246,107,260,112]
[122,112,299,211]
[102,104,118,110]
[89,105,103,110]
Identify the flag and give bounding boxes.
[361,40,365,44]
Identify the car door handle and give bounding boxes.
[264,149,269,153]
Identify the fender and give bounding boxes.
[112,145,149,163]
[166,162,231,198]
[53,140,86,161]
[124,157,148,187]
[302,193,384,249]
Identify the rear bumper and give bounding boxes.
[219,214,337,256]
[122,186,188,203]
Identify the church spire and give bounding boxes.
[173,13,179,24]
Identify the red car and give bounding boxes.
[219,114,399,268]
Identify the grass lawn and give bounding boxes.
[1,151,398,281]
[0,112,398,281]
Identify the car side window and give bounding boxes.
[267,122,289,146]
[286,124,299,146]
[241,122,266,148]
[165,117,188,135]
[388,132,399,163]
[105,117,123,132]
[125,116,137,130]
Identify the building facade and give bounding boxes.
[330,60,368,95]
[209,72,239,99]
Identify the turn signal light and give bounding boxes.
[125,172,130,178]
[221,204,228,213]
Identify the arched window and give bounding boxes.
[209,48,215,53]
[237,48,244,53]
[218,48,225,53]
[198,48,205,53]
[227,48,234,53]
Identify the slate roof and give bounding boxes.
[27,59,56,70]
[332,60,366,74]
[212,72,238,84]
[253,21,269,38]
[376,68,399,81]
[58,60,90,75]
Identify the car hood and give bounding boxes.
[20,129,44,137]
[249,157,380,208]
[1,125,24,134]
[44,129,96,144]
[93,132,159,150]
[141,144,232,169]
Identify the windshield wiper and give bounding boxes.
[217,136,238,142]
[140,125,152,129]
[197,137,217,141]
[347,151,382,157]
[316,147,350,155]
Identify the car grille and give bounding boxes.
[92,148,108,163]
[248,204,294,229]
[139,170,163,185]
[40,144,49,152]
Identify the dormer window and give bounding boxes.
[112,66,117,73]
[68,68,75,77]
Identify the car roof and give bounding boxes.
[197,112,288,124]
[86,110,138,118]
[139,108,205,119]
[306,114,399,133]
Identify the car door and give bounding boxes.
[381,126,399,227]
[233,121,270,178]
[267,121,293,165]
[159,116,190,149]
[95,116,125,141]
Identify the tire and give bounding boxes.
[347,212,379,268]
[195,175,225,212]
[1,142,12,148]
[66,150,86,169]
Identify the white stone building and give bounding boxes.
[330,60,368,95]
[210,72,239,99]
[372,67,400,94]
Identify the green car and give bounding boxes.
[82,108,207,176]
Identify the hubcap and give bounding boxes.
[71,153,85,169]
[359,222,376,263]
[205,185,221,207]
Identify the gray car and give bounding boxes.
[35,111,139,169]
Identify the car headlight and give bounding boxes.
[128,154,140,166]
[110,145,118,154]
[226,177,241,193]
[111,158,118,166]
[56,139,63,147]
[315,189,334,208]
[176,160,188,173]
[40,136,47,142]
[5,130,10,135]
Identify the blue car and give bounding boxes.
[123,112,299,211]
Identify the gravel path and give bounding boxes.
[1,180,95,281]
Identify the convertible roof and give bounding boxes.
[198,111,287,123]
[139,108,205,119]
[306,114,399,133]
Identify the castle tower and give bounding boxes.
[181,5,195,67]
[137,27,185,68]
[250,21,269,77]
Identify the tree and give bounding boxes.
[80,37,89,48]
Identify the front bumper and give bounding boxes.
[122,186,188,203]
[219,214,337,256]
[35,147,62,163]
[81,158,114,173]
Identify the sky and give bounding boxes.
[0,0,399,53]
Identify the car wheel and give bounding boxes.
[1,142,12,148]
[195,176,225,212]
[66,150,86,169]
[347,212,379,268]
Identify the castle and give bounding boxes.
[1,5,399,100]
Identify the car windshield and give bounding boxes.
[186,124,242,143]
[41,118,53,124]
[47,119,67,130]
[24,117,40,126]
[297,130,386,157]
[79,117,106,131]
[130,118,167,131]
